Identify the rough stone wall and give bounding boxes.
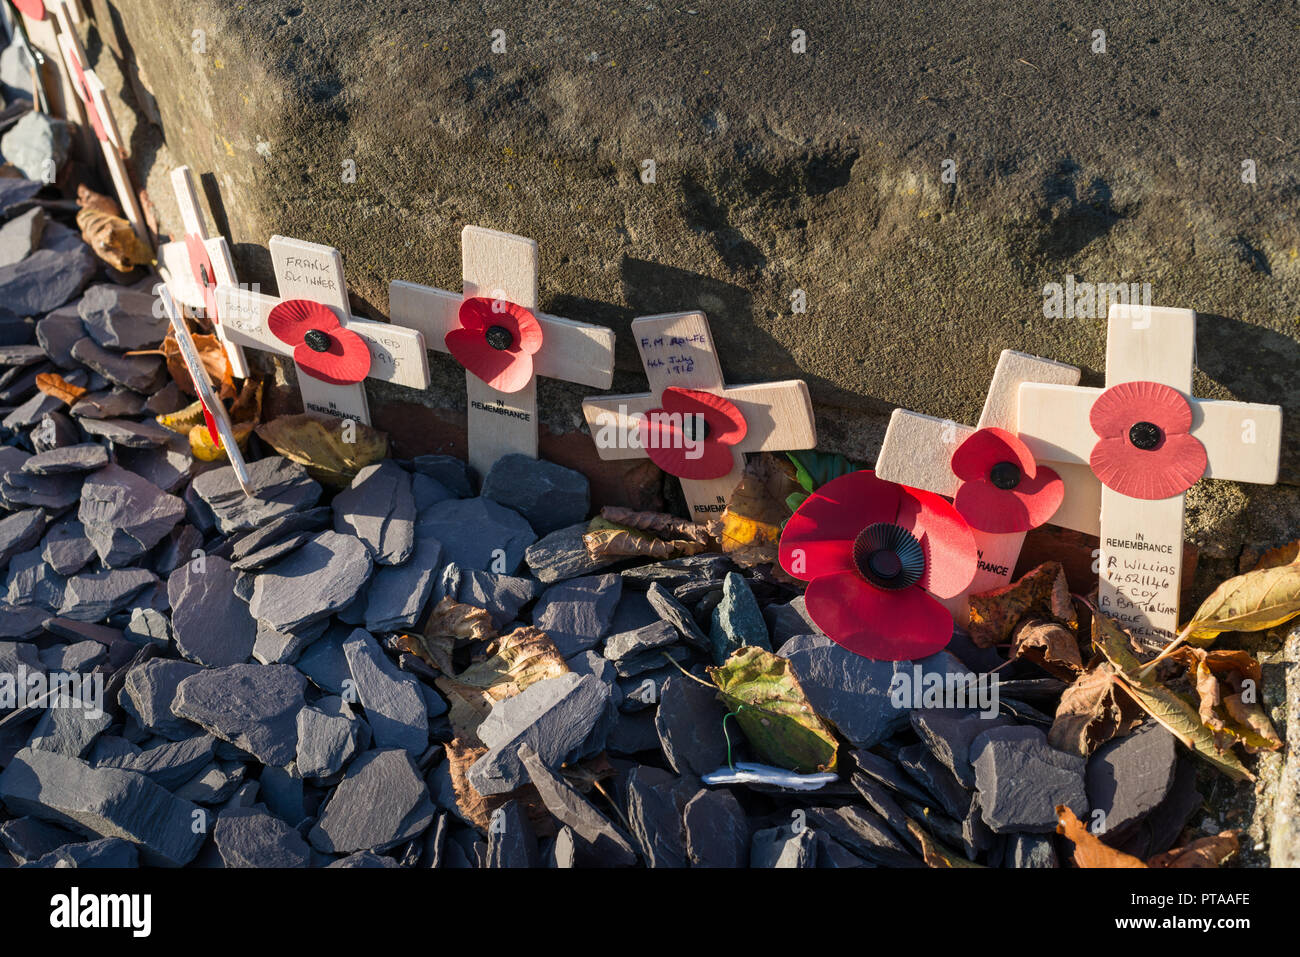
[85,0,1299,581]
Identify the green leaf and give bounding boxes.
[784,450,856,494]
[785,491,809,514]
[707,646,839,773]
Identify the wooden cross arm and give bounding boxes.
[876,408,975,498]
[581,392,655,461]
[727,380,816,453]
[1019,383,1283,485]
[216,287,430,390]
[389,280,615,389]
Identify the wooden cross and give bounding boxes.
[389,225,616,476]
[581,311,816,522]
[157,166,249,378]
[48,0,148,244]
[1018,304,1282,644]
[215,236,429,425]
[875,350,1102,615]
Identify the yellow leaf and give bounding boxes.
[255,412,388,487]
[1182,562,1300,644]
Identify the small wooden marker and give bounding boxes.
[157,166,249,378]
[216,236,430,425]
[875,350,1102,615]
[48,0,148,244]
[581,311,816,522]
[389,225,616,477]
[1018,304,1283,644]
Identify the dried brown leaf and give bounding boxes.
[1171,646,1282,754]
[968,561,1076,647]
[1253,540,1300,571]
[76,206,154,272]
[1056,806,1147,867]
[76,183,121,217]
[1048,661,1142,757]
[35,372,86,406]
[162,331,235,400]
[583,520,707,561]
[598,506,713,544]
[444,737,552,836]
[1148,831,1241,868]
[255,412,388,487]
[1010,618,1084,680]
[228,377,264,425]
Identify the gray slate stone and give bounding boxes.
[35,309,84,370]
[119,658,204,740]
[655,673,729,777]
[524,521,616,583]
[1010,833,1059,868]
[531,572,622,657]
[971,725,1088,834]
[646,581,709,648]
[517,743,637,866]
[308,748,434,854]
[683,788,749,867]
[58,568,159,621]
[1085,721,1179,837]
[624,764,690,868]
[481,453,590,536]
[77,285,169,350]
[167,557,257,667]
[486,799,541,868]
[248,530,373,632]
[418,496,535,574]
[0,112,69,181]
[604,620,678,661]
[21,443,108,475]
[172,663,307,767]
[25,837,139,868]
[0,206,44,268]
[28,705,112,758]
[332,460,416,565]
[751,824,818,867]
[214,806,312,867]
[40,516,94,577]
[69,337,167,393]
[78,463,187,567]
[94,734,218,791]
[6,547,66,610]
[408,454,474,497]
[708,571,770,663]
[363,520,442,632]
[448,565,543,628]
[341,628,427,756]
[0,747,205,867]
[0,507,44,569]
[191,456,322,535]
[296,695,367,779]
[911,707,1016,789]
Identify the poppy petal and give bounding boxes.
[661,387,748,446]
[456,297,491,333]
[954,464,1064,534]
[951,426,1038,481]
[268,299,340,349]
[778,470,902,582]
[13,1,45,19]
[445,327,535,393]
[1090,433,1207,499]
[1090,380,1194,439]
[293,326,372,385]
[641,419,737,480]
[804,571,956,661]
[896,486,979,599]
[201,402,221,447]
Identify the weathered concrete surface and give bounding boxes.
[83,1,1298,565]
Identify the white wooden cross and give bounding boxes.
[157,166,249,378]
[875,350,1102,616]
[389,225,616,477]
[1018,304,1282,644]
[48,0,148,244]
[215,236,429,425]
[581,311,817,522]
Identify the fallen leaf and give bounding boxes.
[598,506,713,543]
[968,561,1076,647]
[1056,806,1147,867]
[76,183,121,217]
[1171,647,1282,754]
[707,646,839,773]
[76,206,154,272]
[1148,832,1241,868]
[1010,618,1085,680]
[1253,540,1300,571]
[255,412,388,487]
[1047,660,1142,757]
[162,331,235,401]
[443,737,552,836]
[157,399,206,435]
[228,377,264,425]
[395,598,499,676]
[583,518,707,561]
[1180,561,1300,646]
[907,818,983,868]
[710,455,798,568]
[1087,603,1254,782]
[34,372,86,406]
[189,421,252,462]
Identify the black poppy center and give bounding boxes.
[681,415,710,442]
[304,329,332,353]
[1129,421,1163,450]
[989,461,1022,490]
[852,522,925,591]
[198,263,211,287]
[485,325,514,351]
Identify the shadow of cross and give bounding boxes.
[875,349,1103,620]
[49,0,149,245]
[581,311,817,523]
[157,166,249,377]
[215,236,430,426]
[1018,304,1283,645]
[388,226,617,477]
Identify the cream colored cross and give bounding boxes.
[581,311,817,522]
[1018,304,1282,645]
[875,350,1102,617]
[389,226,616,477]
[215,236,430,425]
[157,166,249,378]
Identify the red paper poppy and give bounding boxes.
[65,50,109,143]
[185,232,219,323]
[639,387,747,480]
[13,1,45,20]
[778,470,978,661]
[950,426,1064,533]
[267,299,371,386]
[1089,381,1207,500]
[445,296,543,394]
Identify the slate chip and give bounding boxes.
[191,456,322,535]
[20,443,108,475]
[341,629,427,756]
[167,556,257,667]
[0,247,96,317]
[517,743,637,866]
[911,708,1016,789]
[683,788,749,867]
[1085,721,1178,837]
[78,463,186,567]
[78,284,169,350]
[418,496,536,574]
[1,468,80,509]
[308,748,434,854]
[0,507,45,569]
[523,521,616,583]
[0,747,205,867]
[214,806,313,868]
[34,309,84,370]
[486,799,541,868]
[25,837,140,868]
[708,571,770,663]
[646,582,709,648]
[69,337,167,393]
[249,530,373,632]
[332,460,416,565]
[58,568,159,621]
[481,453,590,537]
[624,764,690,868]
[531,573,622,658]
[655,673,729,777]
[971,725,1088,833]
[171,663,307,767]
[296,695,367,779]
[751,824,818,868]
[445,565,543,628]
[363,520,442,633]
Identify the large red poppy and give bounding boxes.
[640,387,747,480]
[445,296,542,394]
[267,299,371,385]
[778,470,978,661]
[1089,381,1207,500]
[950,426,1064,533]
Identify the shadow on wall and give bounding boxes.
[1196,313,1300,485]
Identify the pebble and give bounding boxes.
[481,453,590,536]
